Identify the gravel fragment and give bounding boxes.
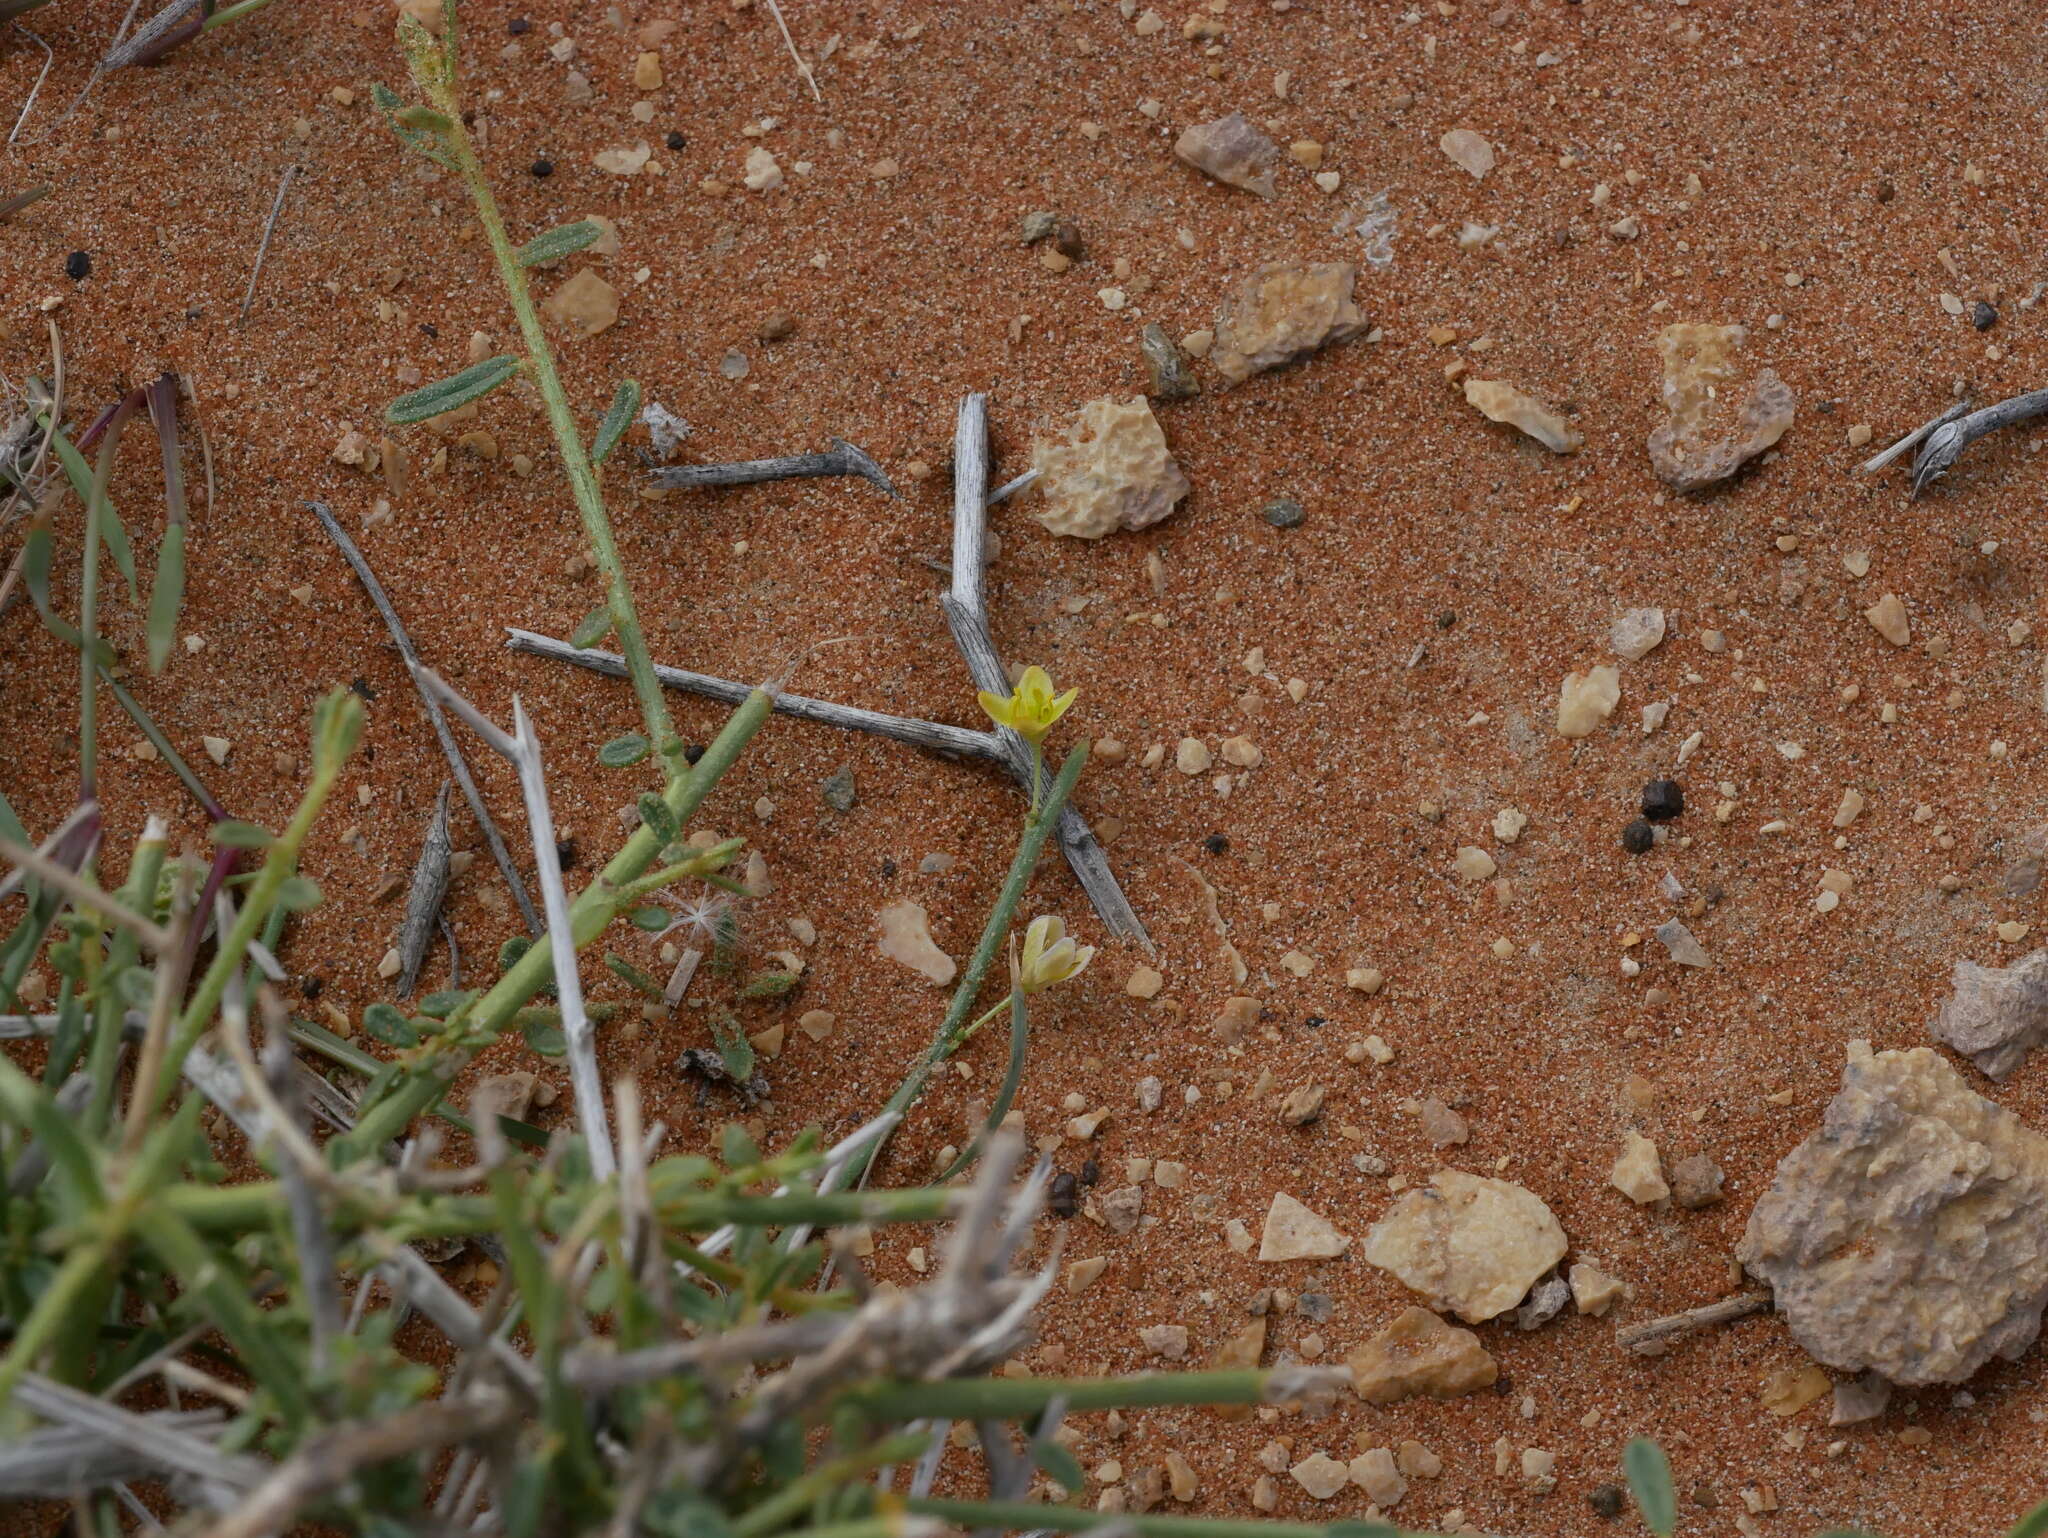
[1260,497,1305,529]
[1641,779,1684,821]
[821,766,856,811]
[1139,323,1201,401]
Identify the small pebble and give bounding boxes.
[1260,498,1305,529]
[530,158,555,178]
[1973,300,1998,331]
[821,766,857,812]
[1641,779,1684,821]
[64,251,90,281]
[1621,818,1656,855]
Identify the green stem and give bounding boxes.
[85,823,166,1134]
[852,1368,1274,1422]
[416,52,680,781]
[733,1434,929,1538]
[935,987,1028,1183]
[0,1241,112,1413]
[202,0,283,28]
[905,1500,1428,1538]
[842,742,1087,1188]
[333,689,771,1162]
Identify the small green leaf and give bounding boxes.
[499,936,533,972]
[113,965,155,1009]
[362,1003,420,1048]
[598,732,650,768]
[636,792,677,844]
[145,523,186,675]
[719,1119,760,1169]
[393,104,453,134]
[605,953,664,999]
[277,876,323,911]
[2006,1501,2048,1538]
[742,971,799,1000]
[209,820,274,849]
[570,604,613,650]
[516,219,602,269]
[711,1017,755,1086]
[1624,1437,1678,1538]
[1031,1438,1084,1493]
[590,378,641,464]
[418,989,475,1020]
[521,1017,566,1058]
[386,355,519,426]
[628,905,671,932]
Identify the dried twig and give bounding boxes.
[12,1372,268,1498]
[3,29,52,150]
[0,1410,226,1499]
[762,0,822,101]
[397,781,452,997]
[1903,387,2048,497]
[943,396,1150,950]
[647,436,896,497]
[1614,1290,1771,1353]
[413,666,617,1181]
[1857,398,1971,475]
[100,0,202,69]
[238,163,298,324]
[311,501,541,936]
[506,628,1002,761]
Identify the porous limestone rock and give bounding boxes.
[1668,1153,1726,1209]
[1463,378,1582,453]
[1174,112,1279,197]
[875,899,955,984]
[1030,395,1190,539]
[1930,946,2048,1080]
[1569,1261,1625,1316]
[1290,1452,1350,1500]
[1258,1192,1350,1261]
[1738,1042,2048,1385]
[1210,262,1366,387]
[1362,1170,1567,1323]
[1646,323,1795,491]
[1556,665,1620,737]
[1345,1306,1498,1403]
[1348,1448,1407,1508]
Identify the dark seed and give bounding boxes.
[1436,610,1458,629]
[683,743,706,765]
[1048,1172,1079,1218]
[1973,300,1998,331]
[1052,220,1085,261]
[1260,497,1305,529]
[64,251,90,281]
[1303,1014,1326,1030]
[1874,178,1895,203]
[1641,778,1685,821]
[555,838,579,870]
[300,974,324,998]
[1588,1484,1626,1521]
[529,158,554,178]
[1203,833,1230,855]
[1621,818,1656,855]
[507,17,531,33]
[1078,1158,1099,1186]
[666,130,687,151]
[879,858,897,879]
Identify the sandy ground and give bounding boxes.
[6,1,2048,1534]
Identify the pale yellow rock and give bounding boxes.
[1611,1132,1670,1204]
[875,899,955,985]
[1833,789,1866,828]
[1258,1192,1350,1261]
[1396,1442,1443,1479]
[1569,1261,1625,1316]
[592,141,652,175]
[1349,1448,1406,1507]
[1864,592,1911,647]
[1463,378,1582,453]
[797,1009,836,1040]
[1760,1363,1832,1417]
[742,145,783,191]
[1173,112,1278,196]
[1175,737,1214,774]
[1346,968,1386,995]
[201,735,230,765]
[1210,262,1366,387]
[1453,846,1496,882]
[1220,734,1262,768]
[1362,1171,1567,1323]
[1125,964,1164,999]
[1556,665,1621,737]
[1030,395,1191,538]
[632,50,663,90]
[1345,1306,1498,1403]
[542,270,620,336]
[1290,1452,1350,1500]
[1611,607,1667,661]
[1739,1042,2048,1384]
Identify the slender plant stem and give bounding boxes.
[408,33,681,781]
[903,1499,1435,1538]
[838,742,1086,1190]
[76,394,140,804]
[854,1368,1278,1421]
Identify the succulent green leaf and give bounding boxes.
[516,219,602,269]
[597,732,650,768]
[1624,1437,1678,1538]
[570,604,613,650]
[590,378,641,464]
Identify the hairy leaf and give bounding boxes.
[597,732,650,768]
[515,219,601,269]
[590,378,641,464]
[570,604,612,650]
[208,820,274,849]
[362,1003,420,1048]
[385,355,519,425]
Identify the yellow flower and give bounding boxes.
[1014,914,1095,995]
[977,665,1078,745]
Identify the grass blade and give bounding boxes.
[1624,1437,1678,1537]
[2007,1501,2048,1538]
[144,523,185,675]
